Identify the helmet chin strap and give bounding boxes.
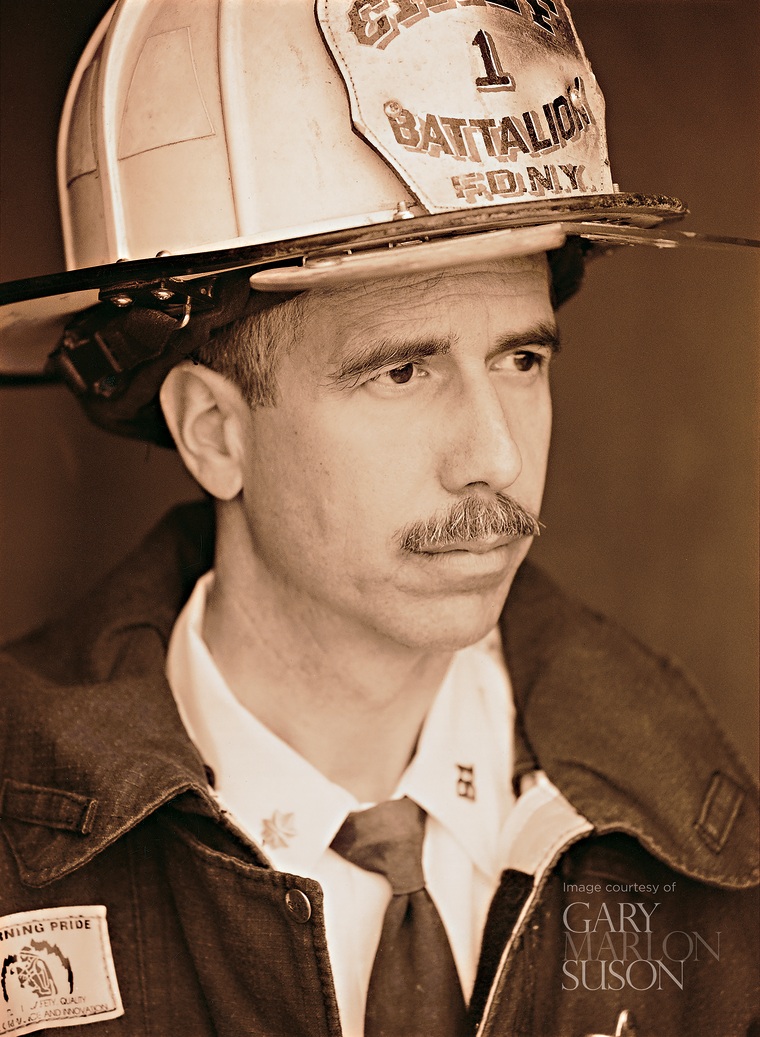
[46,275,300,446]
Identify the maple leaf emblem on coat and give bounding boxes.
[261,810,297,849]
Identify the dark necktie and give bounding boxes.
[330,796,469,1037]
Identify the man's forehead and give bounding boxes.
[303,253,551,331]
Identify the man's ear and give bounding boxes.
[160,362,246,500]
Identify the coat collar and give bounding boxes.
[500,562,759,890]
[0,503,219,887]
[1,501,757,889]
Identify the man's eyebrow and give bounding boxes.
[327,322,560,389]
[485,322,561,363]
[327,336,453,389]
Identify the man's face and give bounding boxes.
[234,256,555,653]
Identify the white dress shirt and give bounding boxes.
[166,570,515,1037]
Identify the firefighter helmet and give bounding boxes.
[0,0,753,441]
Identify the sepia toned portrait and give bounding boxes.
[1,2,758,1035]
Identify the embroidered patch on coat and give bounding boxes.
[0,905,123,1036]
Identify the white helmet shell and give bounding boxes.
[6,0,716,391]
[60,0,616,271]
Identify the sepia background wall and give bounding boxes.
[1,0,758,774]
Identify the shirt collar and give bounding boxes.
[166,571,358,874]
[397,629,514,879]
[166,570,513,881]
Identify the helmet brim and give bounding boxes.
[1,191,757,378]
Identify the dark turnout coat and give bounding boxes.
[1,504,758,1037]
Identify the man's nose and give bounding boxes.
[438,374,522,494]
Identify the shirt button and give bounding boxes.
[285,889,312,923]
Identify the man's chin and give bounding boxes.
[392,575,519,653]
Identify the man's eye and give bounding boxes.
[512,350,544,372]
[387,363,415,384]
[371,362,418,385]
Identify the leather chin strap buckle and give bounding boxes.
[49,277,218,399]
[97,277,217,321]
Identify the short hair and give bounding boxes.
[194,293,306,406]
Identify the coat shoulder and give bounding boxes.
[501,561,759,890]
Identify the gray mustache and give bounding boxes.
[398,494,541,553]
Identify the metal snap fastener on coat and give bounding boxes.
[285,888,312,923]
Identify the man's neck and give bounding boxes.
[202,548,453,804]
